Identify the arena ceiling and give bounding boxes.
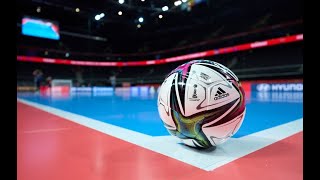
[17,0,302,36]
[16,0,302,55]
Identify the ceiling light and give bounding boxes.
[95,15,101,20]
[174,1,182,6]
[162,6,169,11]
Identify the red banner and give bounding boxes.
[17,34,303,67]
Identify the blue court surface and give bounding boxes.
[17,87,303,138]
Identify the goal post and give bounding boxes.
[51,79,72,93]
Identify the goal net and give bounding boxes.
[51,79,72,93]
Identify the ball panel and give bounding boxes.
[206,82,240,110]
[158,73,178,130]
[201,98,241,128]
[202,109,245,145]
[230,109,246,136]
[158,73,177,107]
[187,63,227,84]
[158,104,176,130]
[183,77,207,116]
[173,72,186,116]
[196,61,239,82]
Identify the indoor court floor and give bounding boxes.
[17,86,303,180]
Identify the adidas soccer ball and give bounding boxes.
[157,60,246,149]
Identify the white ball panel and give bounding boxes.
[187,64,227,85]
[183,79,207,116]
[202,110,245,145]
[196,62,239,81]
[207,82,240,109]
[158,73,177,129]
[158,73,177,107]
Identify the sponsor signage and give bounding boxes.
[253,83,303,92]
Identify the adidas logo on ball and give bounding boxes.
[214,87,229,100]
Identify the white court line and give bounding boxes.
[17,98,303,171]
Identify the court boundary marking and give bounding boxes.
[17,98,303,171]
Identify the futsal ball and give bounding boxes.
[157,60,246,149]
